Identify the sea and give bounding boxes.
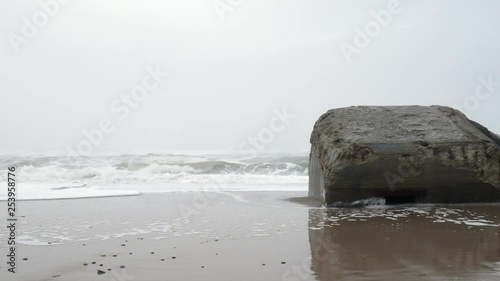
[0,152,309,200]
[0,152,499,280]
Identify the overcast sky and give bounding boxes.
[1,0,499,155]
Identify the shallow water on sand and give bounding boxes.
[308,206,500,281]
[0,192,499,280]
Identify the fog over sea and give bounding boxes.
[0,153,309,200]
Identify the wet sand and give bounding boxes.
[0,192,499,280]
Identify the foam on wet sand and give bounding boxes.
[1,192,499,281]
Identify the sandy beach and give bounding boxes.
[1,191,499,281]
[3,0,500,280]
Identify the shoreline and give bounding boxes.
[1,191,499,281]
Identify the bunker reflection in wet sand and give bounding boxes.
[308,206,500,281]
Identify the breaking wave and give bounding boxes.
[0,153,308,184]
[0,153,308,200]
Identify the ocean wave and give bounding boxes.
[0,154,308,185]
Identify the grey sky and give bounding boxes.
[1,0,499,154]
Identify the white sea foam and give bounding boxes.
[0,181,307,201]
[0,153,308,200]
[0,183,140,201]
[126,183,306,193]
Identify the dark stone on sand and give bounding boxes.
[201,266,205,268]
[161,259,165,261]
[83,263,88,266]
[23,258,28,261]
[121,244,126,246]
[120,265,125,269]
[281,262,286,264]
[97,270,106,275]
[113,255,117,257]
[309,106,500,206]
[92,262,96,264]
[151,252,154,254]
[172,257,176,259]
[100,264,103,267]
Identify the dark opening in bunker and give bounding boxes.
[384,191,427,205]
[385,195,416,205]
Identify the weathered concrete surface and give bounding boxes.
[309,106,500,206]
